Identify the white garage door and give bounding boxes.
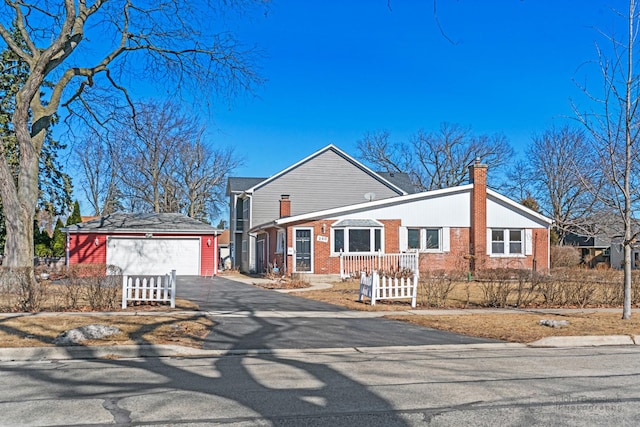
[107,237,200,275]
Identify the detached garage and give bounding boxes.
[64,213,220,276]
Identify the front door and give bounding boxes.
[295,228,313,272]
[256,239,265,274]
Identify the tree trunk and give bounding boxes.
[623,243,633,319]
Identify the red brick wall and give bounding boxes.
[418,228,472,272]
[269,219,549,275]
[469,163,488,270]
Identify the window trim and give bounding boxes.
[405,227,443,253]
[489,228,525,257]
[331,226,385,255]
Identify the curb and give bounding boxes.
[528,335,636,348]
[0,342,528,362]
[2,337,637,362]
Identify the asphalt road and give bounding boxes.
[178,276,498,351]
[1,346,639,426]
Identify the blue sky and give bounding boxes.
[205,1,623,179]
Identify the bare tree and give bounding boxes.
[0,1,263,280]
[116,100,194,213]
[521,125,596,244]
[357,123,514,191]
[173,140,242,222]
[76,99,240,222]
[74,128,122,216]
[574,0,640,319]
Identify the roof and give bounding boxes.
[226,177,266,195]
[63,213,220,234]
[218,229,230,245]
[375,172,416,194]
[244,144,408,195]
[333,219,384,227]
[563,232,611,248]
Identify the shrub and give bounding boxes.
[67,264,122,310]
[0,267,46,312]
[475,269,517,308]
[418,270,460,307]
[550,245,581,268]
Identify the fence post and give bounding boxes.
[411,272,418,308]
[121,275,128,309]
[371,271,379,306]
[170,269,176,308]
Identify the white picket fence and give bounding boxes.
[359,270,418,308]
[122,270,176,308]
[340,252,419,279]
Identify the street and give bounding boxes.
[1,346,639,426]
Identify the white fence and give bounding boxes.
[359,271,418,308]
[340,252,419,279]
[122,270,176,309]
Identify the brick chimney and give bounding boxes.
[469,159,488,271]
[279,195,291,218]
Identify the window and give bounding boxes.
[491,229,523,255]
[334,229,344,252]
[426,229,439,250]
[332,225,384,254]
[276,230,285,254]
[408,228,421,249]
[349,229,370,252]
[509,230,522,254]
[405,228,442,251]
[491,230,505,254]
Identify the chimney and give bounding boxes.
[279,195,291,218]
[469,160,488,271]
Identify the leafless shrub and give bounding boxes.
[67,264,121,310]
[378,268,415,279]
[475,269,516,308]
[550,245,582,268]
[513,270,542,307]
[600,282,623,305]
[537,275,566,306]
[418,270,461,307]
[0,267,45,312]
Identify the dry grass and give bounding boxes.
[0,313,214,348]
[385,312,640,343]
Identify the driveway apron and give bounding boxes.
[177,276,497,351]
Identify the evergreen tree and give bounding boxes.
[33,220,52,257]
[51,218,66,258]
[66,201,82,226]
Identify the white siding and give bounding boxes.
[338,190,471,227]
[487,195,549,229]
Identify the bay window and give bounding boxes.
[332,219,384,253]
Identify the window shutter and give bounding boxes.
[442,227,450,252]
[399,226,408,252]
[486,228,492,255]
[525,229,533,255]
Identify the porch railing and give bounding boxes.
[339,252,419,279]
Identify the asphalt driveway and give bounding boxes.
[177,276,498,351]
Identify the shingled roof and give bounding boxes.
[63,213,219,234]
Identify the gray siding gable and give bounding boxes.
[251,147,407,227]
